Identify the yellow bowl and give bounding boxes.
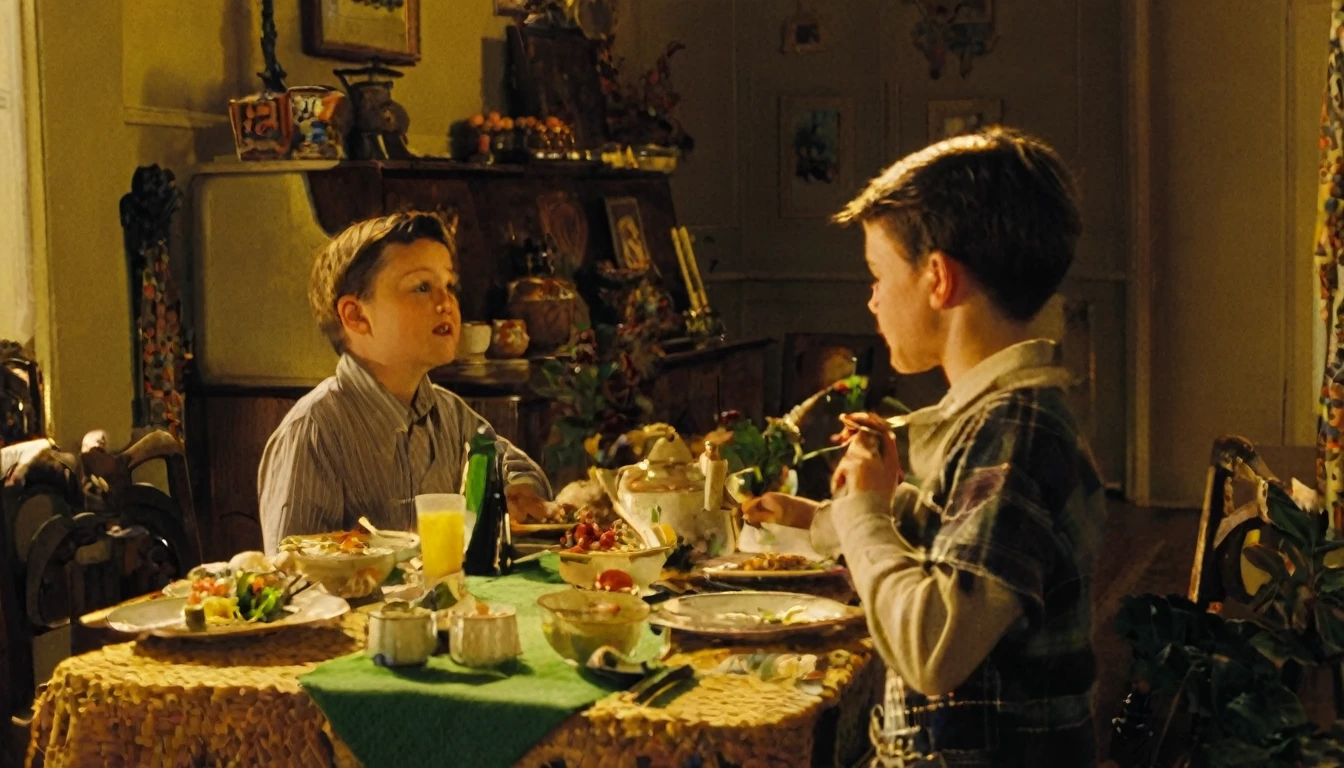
[555,547,670,591]
[290,550,396,599]
[536,589,650,664]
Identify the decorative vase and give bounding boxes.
[506,277,580,355]
[489,319,530,359]
[228,91,294,161]
[287,86,349,160]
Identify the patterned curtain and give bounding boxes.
[1315,0,1344,533]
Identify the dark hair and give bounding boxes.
[835,126,1081,322]
[310,211,455,353]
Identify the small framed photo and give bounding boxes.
[604,197,652,272]
[493,0,528,17]
[302,0,421,66]
[782,8,827,55]
[779,95,855,218]
[927,98,1002,143]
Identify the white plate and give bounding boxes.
[701,562,848,581]
[106,590,349,640]
[649,590,864,641]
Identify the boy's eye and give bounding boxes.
[413,281,431,293]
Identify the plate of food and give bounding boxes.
[701,553,847,581]
[107,570,348,639]
[648,591,864,640]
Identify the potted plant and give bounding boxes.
[1113,481,1344,766]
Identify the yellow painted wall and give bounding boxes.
[1146,0,1325,504]
[31,0,517,449]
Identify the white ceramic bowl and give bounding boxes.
[556,546,671,591]
[458,322,492,361]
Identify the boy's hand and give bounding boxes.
[831,412,903,499]
[741,492,822,529]
[504,482,549,523]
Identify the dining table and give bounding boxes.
[25,564,882,768]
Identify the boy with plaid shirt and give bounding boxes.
[745,127,1106,767]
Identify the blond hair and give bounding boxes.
[309,211,456,353]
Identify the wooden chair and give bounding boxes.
[2,429,202,763]
[1,345,44,445]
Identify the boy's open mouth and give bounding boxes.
[433,322,455,337]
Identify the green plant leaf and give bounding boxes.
[1245,544,1291,582]
[1266,491,1318,549]
[1313,540,1344,557]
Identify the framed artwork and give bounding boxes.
[604,197,652,272]
[494,0,529,16]
[926,98,1002,143]
[507,26,607,149]
[779,95,855,218]
[302,0,421,66]
[782,8,827,54]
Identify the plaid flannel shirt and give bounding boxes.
[828,340,1106,767]
[896,385,1105,766]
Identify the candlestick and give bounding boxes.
[678,227,710,311]
[671,227,702,310]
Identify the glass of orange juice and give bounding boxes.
[415,493,466,585]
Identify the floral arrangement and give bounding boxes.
[534,322,663,475]
[711,411,803,498]
[598,40,695,152]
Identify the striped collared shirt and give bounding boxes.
[257,354,549,553]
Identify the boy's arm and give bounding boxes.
[817,487,1023,696]
[257,418,344,554]
[446,395,552,499]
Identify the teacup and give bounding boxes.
[366,601,437,667]
[448,603,522,668]
[458,322,492,362]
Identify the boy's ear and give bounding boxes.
[336,295,372,337]
[925,251,960,310]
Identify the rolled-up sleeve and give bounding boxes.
[258,417,343,554]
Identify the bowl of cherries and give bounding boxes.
[556,512,671,592]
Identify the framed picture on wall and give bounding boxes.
[605,197,652,272]
[302,0,421,66]
[926,98,1002,143]
[779,95,856,218]
[781,8,828,54]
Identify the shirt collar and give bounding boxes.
[336,354,438,429]
[901,339,1069,427]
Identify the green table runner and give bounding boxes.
[300,569,662,768]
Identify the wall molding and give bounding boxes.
[123,104,229,130]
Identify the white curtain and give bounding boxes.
[0,0,32,345]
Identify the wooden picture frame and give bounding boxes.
[926,98,1002,143]
[604,197,652,272]
[302,0,421,66]
[782,8,827,54]
[506,26,608,149]
[779,95,855,218]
